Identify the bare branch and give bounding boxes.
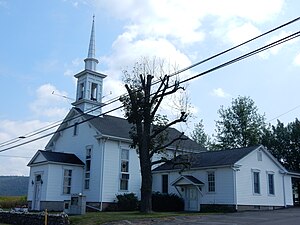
[150,112,187,139]
[150,132,187,158]
[151,157,169,166]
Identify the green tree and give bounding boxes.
[191,120,211,149]
[214,96,266,150]
[262,118,300,172]
[120,60,188,213]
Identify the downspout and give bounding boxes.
[232,166,240,211]
[233,168,237,210]
[99,138,107,211]
[281,171,287,208]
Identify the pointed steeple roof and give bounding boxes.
[84,15,99,71]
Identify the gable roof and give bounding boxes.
[27,150,84,166]
[82,109,204,151]
[153,145,261,172]
[47,107,205,152]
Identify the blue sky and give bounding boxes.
[0,0,300,175]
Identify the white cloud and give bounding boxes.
[258,31,299,59]
[29,84,70,119]
[0,119,52,175]
[225,22,262,46]
[211,88,231,98]
[64,58,82,76]
[93,0,284,46]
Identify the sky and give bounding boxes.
[0,0,300,176]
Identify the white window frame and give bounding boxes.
[207,171,216,193]
[252,169,261,195]
[84,146,92,190]
[267,171,275,196]
[91,82,98,101]
[120,149,130,191]
[79,82,84,100]
[63,169,72,195]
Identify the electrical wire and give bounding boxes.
[1,16,299,150]
[267,104,300,123]
[1,29,299,153]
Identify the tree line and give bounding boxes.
[191,96,300,172]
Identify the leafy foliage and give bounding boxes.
[214,96,266,150]
[191,120,211,149]
[116,193,139,211]
[152,192,184,211]
[262,118,300,172]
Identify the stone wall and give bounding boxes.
[0,211,70,225]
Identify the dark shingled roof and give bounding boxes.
[30,150,84,166]
[183,175,204,185]
[77,108,205,152]
[153,145,260,171]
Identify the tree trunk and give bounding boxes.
[139,156,152,213]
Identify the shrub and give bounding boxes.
[152,192,184,212]
[116,193,139,211]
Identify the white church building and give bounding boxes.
[26,18,205,212]
[27,19,299,212]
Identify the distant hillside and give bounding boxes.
[0,176,29,196]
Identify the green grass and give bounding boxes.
[69,211,198,225]
[0,196,27,209]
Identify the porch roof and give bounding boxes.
[171,175,204,186]
[27,150,85,166]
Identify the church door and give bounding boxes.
[32,175,42,210]
[185,186,199,211]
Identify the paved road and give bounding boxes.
[104,207,300,225]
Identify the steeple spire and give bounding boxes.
[84,15,99,71]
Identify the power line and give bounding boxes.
[161,16,300,82]
[267,104,300,123]
[1,16,299,150]
[1,29,299,153]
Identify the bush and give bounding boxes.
[152,192,184,212]
[116,193,139,211]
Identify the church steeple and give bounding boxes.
[84,15,99,71]
[72,16,107,116]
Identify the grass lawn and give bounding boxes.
[69,211,198,225]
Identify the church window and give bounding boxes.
[207,171,215,192]
[253,170,261,194]
[120,149,129,191]
[85,147,92,189]
[79,83,84,100]
[63,169,72,194]
[91,83,97,101]
[162,174,168,194]
[267,172,275,195]
[73,122,78,136]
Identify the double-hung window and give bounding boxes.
[85,147,92,189]
[63,169,72,194]
[162,174,168,194]
[120,149,129,191]
[253,171,260,194]
[207,171,215,192]
[268,172,275,195]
